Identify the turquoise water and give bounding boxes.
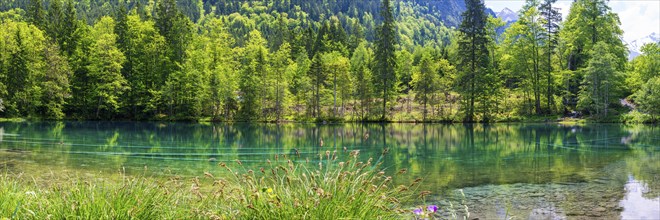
[1,122,658,219]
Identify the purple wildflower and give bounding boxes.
[413,208,423,215]
[427,205,438,213]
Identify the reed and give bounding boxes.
[0,151,451,219]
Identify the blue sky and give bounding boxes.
[484,0,660,42]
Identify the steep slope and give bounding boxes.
[414,0,496,27]
[496,7,518,23]
[494,7,518,38]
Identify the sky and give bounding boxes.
[484,0,660,43]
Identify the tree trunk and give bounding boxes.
[333,70,337,117]
[382,78,387,120]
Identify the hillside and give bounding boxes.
[1,0,475,45]
[0,0,656,123]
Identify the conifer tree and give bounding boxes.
[540,0,562,112]
[373,0,397,120]
[457,0,491,122]
[61,0,79,56]
[27,0,45,29]
[307,53,325,118]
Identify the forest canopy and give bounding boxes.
[0,0,657,122]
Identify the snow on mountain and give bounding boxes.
[627,32,660,60]
[496,7,518,23]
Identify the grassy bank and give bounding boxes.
[1,152,447,219]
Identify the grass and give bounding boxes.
[1,172,168,219]
[0,118,25,122]
[0,150,447,219]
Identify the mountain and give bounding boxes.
[0,0,500,48]
[494,7,518,38]
[496,7,518,23]
[412,0,496,28]
[627,32,660,60]
[1,0,498,29]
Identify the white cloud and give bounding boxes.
[609,0,660,42]
[485,0,660,42]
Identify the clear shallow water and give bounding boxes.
[0,122,658,219]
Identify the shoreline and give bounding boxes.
[1,117,656,124]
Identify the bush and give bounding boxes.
[622,110,657,124]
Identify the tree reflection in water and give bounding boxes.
[0,122,657,218]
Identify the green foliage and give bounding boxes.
[0,0,651,122]
[307,53,324,118]
[238,30,268,121]
[1,155,419,219]
[351,42,375,120]
[577,42,623,117]
[560,0,627,111]
[373,0,398,120]
[634,77,660,120]
[539,0,562,111]
[500,0,549,115]
[118,13,169,119]
[26,0,45,28]
[162,35,206,120]
[456,0,498,122]
[0,19,56,118]
[321,51,351,118]
[290,53,313,118]
[627,43,659,94]
[213,153,416,219]
[270,42,294,121]
[0,174,169,219]
[203,18,239,121]
[621,110,656,124]
[561,0,626,71]
[87,16,128,119]
[40,44,71,119]
[155,0,192,66]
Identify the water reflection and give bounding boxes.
[620,176,660,219]
[0,122,658,218]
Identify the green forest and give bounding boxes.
[0,0,657,122]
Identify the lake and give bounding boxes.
[0,122,658,219]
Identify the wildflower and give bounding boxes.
[427,205,438,213]
[262,187,276,199]
[413,208,423,215]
